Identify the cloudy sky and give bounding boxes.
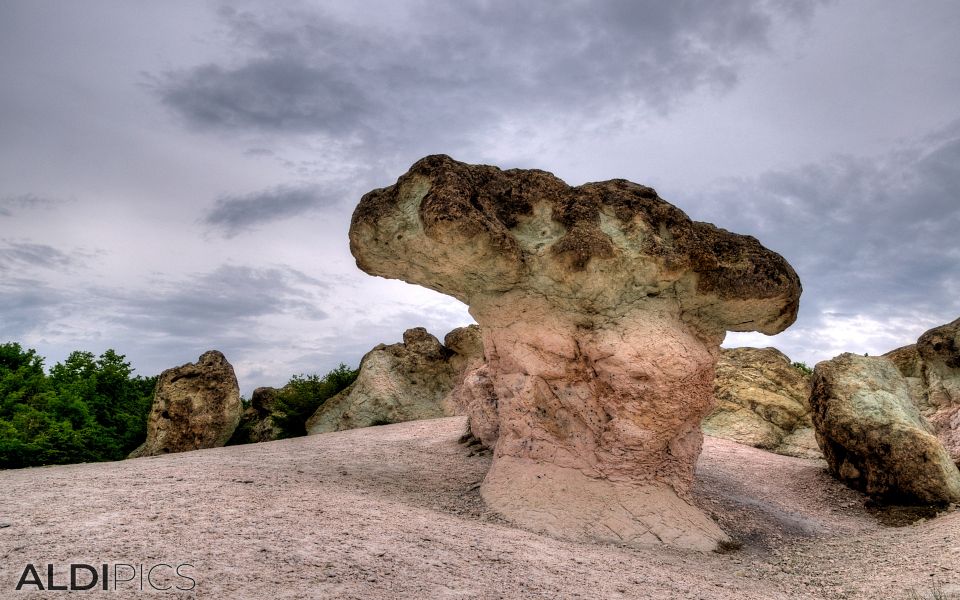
[1,0,958,395]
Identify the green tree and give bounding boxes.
[272,363,358,438]
[0,343,156,469]
[0,343,48,413]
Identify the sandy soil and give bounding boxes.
[1,416,958,599]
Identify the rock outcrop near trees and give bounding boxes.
[349,155,802,551]
[809,353,960,503]
[229,386,283,445]
[306,326,482,434]
[129,350,241,458]
[702,347,819,458]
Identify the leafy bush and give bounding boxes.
[792,361,813,376]
[272,363,358,438]
[0,343,156,469]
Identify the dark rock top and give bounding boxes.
[350,154,801,335]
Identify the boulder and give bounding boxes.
[702,347,819,458]
[883,344,928,408]
[229,386,283,445]
[883,318,960,464]
[306,326,479,434]
[809,353,960,503]
[916,318,960,462]
[444,324,485,377]
[884,344,923,379]
[349,155,801,551]
[129,350,241,457]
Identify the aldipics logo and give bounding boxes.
[14,563,195,592]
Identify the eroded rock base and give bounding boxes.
[482,456,729,552]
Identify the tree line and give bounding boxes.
[0,342,357,469]
[0,343,156,469]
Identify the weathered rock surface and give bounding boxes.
[129,350,241,458]
[450,364,499,449]
[306,326,480,434]
[229,386,284,445]
[349,155,802,551]
[883,318,960,464]
[444,324,485,379]
[916,318,960,463]
[441,324,487,416]
[702,347,819,458]
[809,353,960,503]
[884,344,923,379]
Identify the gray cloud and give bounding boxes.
[0,264,329,349]
[106,264,329,338]
[0,193,60,217]
[0,242,78,272]
[158,59,374,136]
[690,126,960,359]
[154,1,825,148]
[202,183,335,237]
[103,264,333,390]
[0,277,72,341]
[0,264,336,388]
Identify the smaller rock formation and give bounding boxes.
[884,317,960,464]
[809,353,960,503]
[882,344,928,408]
[702,347,819,458]
[883,344,923,378]
[306,326,482,434]
[229,386,283,445]
[450,364,499,449]
[443,325,485,380]
[129,351,241,458]
[442,325,498,446]
[916,318,960,463]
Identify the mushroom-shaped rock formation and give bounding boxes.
[350,155,801,551]
[129,350,241,457]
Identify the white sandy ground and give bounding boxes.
[1,416,958,600]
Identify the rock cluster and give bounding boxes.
[129,351,241,458]
[349,155,801,551]
[306,326,483,434]
[809,352,960,503]
[702,347,819,458]
[229,386,284,445]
